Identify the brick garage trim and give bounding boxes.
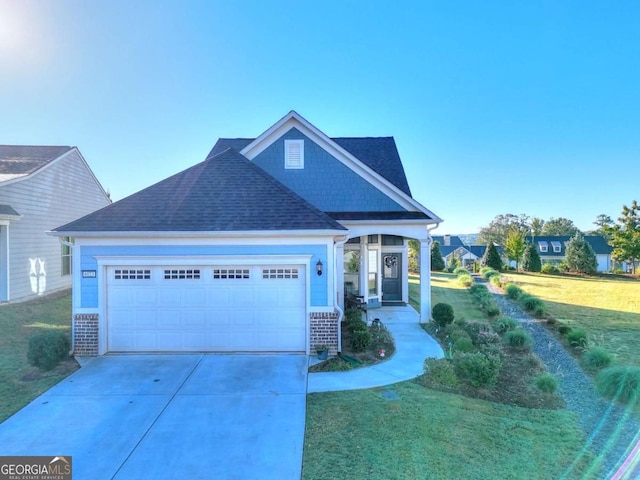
[73,313,99,356]
[310,311,339,356]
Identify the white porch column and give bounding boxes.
[419,238,432,323]
[336,241,345,308]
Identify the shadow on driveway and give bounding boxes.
[0,354,308,480]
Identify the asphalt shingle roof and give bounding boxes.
[525,235,612,255]
[0,204,20,216]
[208,136,412,196]
[54,148,346,233]
[0,145,73,177]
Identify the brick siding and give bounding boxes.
[310,311,339,356]
[73,313,99,356]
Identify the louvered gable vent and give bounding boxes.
[285,139,304,169]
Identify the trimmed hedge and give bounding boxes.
[432,303,454,327]
[27,331,70,371]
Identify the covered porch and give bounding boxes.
[334,222,435,323]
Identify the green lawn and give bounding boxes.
[499,272,640,366]
[303,383,593,480]
[0,291,77,422]
[412,272,488,322]
[304,272,598,479]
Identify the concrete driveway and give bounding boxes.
[0,354,308,480]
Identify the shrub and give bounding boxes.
[596,366,640,404]
[457,273,473,287]
[566,329,588,348]
[461,321,491,344]
[447,327,472,343]
[424,358,458,388]
[583,347,613,371]
[532,304,546,318]
[493,317,518,334]
[519,294,544,312]
[345,316,367,333]
[469,284,488,295]
[350,329,372,352]
[454,352,502,388]
[506,329,532,349]
[558,324,572,335]
[504,283,522,300]
[482,269,500,280]
[453,267,468,276]
[541,263,560,274]
[27,331,70,371]
[432,303,454,327]
[475,330,501,346]
[535,374,558,393]
[479,267,493,275]
[489,275,503,287]
[485,305,501,318]
[546,316,557,326]
[452,337,474,353]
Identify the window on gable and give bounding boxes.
[284,140,304,169]
[538,241,548,253]
[61,236,73,276]
[551,241,562,253]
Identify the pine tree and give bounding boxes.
[565,232,598,274]
[522,243,541,272]
[430,241,445,271]
[481,243,502,271]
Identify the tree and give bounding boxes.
[565,232,598,274]
[590,214,614,240]
[541,217,581,236]
[478,213,530,246]
[430,241,445,271]
[530,217,545,238]
[481,243,502,271]
[504,227,526,270]
[522,243,541,272]
[606,200,640,274]
[408,239,419,272]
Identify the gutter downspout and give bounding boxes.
[333,234,349,354]
[58,237,76,356]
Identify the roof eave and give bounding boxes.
[47,228,347,238]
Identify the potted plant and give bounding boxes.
[315,344,329,360]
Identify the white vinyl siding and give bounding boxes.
[0,149,110,301]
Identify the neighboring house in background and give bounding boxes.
[51,111,442,356]
[432,236,488,268]
[525,235,613,272]
[0,146,111,303]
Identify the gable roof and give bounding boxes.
[432,235,465,247]
[208,136,412,196]
[525,235,612,255]
[52,148,346,234]
[0,145,73,182]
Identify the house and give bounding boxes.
[432,236,496,268]
[50,111,442,356]
[0,146,110,303]
[526,235,613,272]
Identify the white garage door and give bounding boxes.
[106,265,306,352]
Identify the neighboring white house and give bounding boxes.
[525,235,614,272]
[0,146,111,302]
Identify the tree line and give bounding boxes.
[432,200,640,275]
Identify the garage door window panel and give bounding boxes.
[164,269,201,280]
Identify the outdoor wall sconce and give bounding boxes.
[316,260,323,276]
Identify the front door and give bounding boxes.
[382,253,402,302]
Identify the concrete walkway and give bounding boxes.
[307,306,444,393]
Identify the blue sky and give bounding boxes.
[1,1,638,234]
